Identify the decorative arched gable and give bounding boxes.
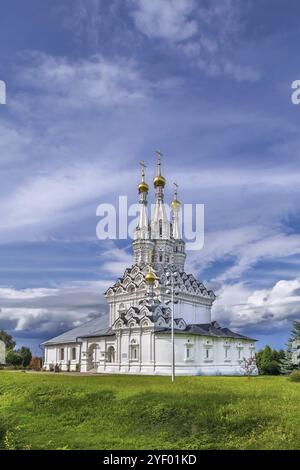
[134,274,143,285]
[139,306,150,317]
[154,306,163,317]
[140,316,152,328]
[127,283,136,293]
[113,319,124,330]
[123,276,132,287]
[156,316,166,327]
[176,319,186,330]
[125,306,136,319]
[128,319,138,328]
[131,266,139,277]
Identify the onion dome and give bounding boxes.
[138,181,149,193]
[153,150,166,188]
[171,182,181,210]
[145,266,156,284]
[153,175,166,188]
[138,161,149,193]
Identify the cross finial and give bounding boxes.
[173,181,179,198]
[156,149,163,176]
[140,160,146,181]
[156,149,163,159]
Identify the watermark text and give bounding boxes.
[0,80,6,105]
[96,196,204,251]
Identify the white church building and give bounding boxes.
[42,155,256,375]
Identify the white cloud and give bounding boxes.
[130,0,198,42]
[71,0,103,47]
[100,243,133,277]
[219,233,300,281]
[186,224,300,283]
[130,0,260,82]
[0,122,33,164]
[0,162,133,240]
[0,280,110,338]
[18,52,148,109]
[213,279,300,332]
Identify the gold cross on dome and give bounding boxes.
[156,149,163,161]
[156,150,163,176]
[140,160,146,179]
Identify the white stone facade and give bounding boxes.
[0,340,5,365]
[43,156,256,375]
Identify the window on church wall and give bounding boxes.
[185,344,194,361]
[107,346,115,363]
[159,253,163,262]
[205,349,209,359]
[71,347,76,361]
[60,348,65,361]
[225,347,230,359]
[159,220,162,237]
[130,339,139,361]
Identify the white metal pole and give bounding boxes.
[171,276,175,382]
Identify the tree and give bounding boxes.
[256,345,283,375]
[29,357,41,371]
[281,321,300,374]
[240,356,257,376]
[5,350,22,367]
[0,330,16,350]
[19,347,32,368]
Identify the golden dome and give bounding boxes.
[138,161,149,193]
[171,182,180,209]
[153,174,166,188]
[171,198,181,210]
[138,181,149,193]
[145,265,156,284]
[154,150,166,187]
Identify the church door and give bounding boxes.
[87,344,98,371]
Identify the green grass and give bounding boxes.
[0,371,299,450]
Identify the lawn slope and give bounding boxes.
[0,372,299,450]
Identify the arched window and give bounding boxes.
[71,347,76,360]
[60,348,65,361]
[107,346,115,363]
[185,341,194,361]
[159,220,162,237]
[130,339,139,361]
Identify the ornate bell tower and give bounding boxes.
[133,161,154,266]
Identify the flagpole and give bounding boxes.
[171,276,175,382]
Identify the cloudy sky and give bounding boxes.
[0,0,300,354]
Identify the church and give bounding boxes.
[42,155,256,375]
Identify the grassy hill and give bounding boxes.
[0,371,299,450]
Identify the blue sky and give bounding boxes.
[0,0,300,355]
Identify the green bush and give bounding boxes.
[255,346,284,375]
[288,370,300,382]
